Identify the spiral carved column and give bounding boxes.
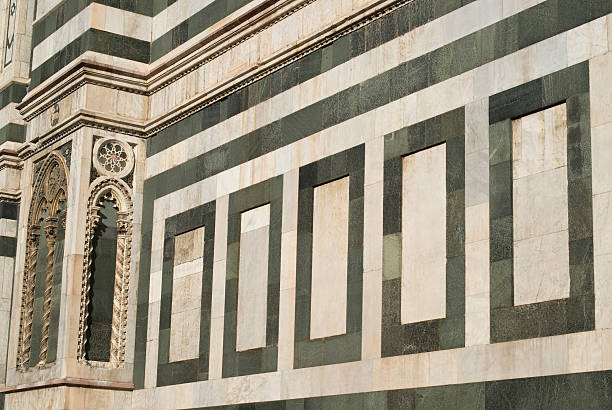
[38,217,58,365]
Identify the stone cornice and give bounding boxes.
[18,0,412,154]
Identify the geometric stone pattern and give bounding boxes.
[382,108,466,357]
[294,145,364,369]
[489,62,595,343]
[223,176,282,378]
[157,201,216,387]
[4,0,612,407]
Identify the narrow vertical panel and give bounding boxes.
[169,227,205,363]
[512,105,570,306]
[401,143,447,324]
[236,204,270,351]
[310,177,350,339]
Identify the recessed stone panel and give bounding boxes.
[401,143,447,324]
[236,204,270,352]
[169,227,205,363]
[512,106,570,306]
[310,176,350,339]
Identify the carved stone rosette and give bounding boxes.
[77,177,133,367]
[17,151,68,370]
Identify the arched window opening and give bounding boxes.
[17,152,68,370]
[78,178,133,367]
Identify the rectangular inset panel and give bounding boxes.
[223,177,282,378]
[294,145,364,369]
[236,204,270,351]
[488,63,594,343]
[512,105,570,306]
[401,144,447,324]
[157,201,216,387]
[169,227,205,363]
[311,177,350,339]
[382,108,465,358]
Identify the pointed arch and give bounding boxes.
[17,151,69,370]
[77,176,133,366]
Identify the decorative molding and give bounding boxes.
[0,377,134,393]
[77,176,133,368]
[17,0,411,151]
[16,151,69,371]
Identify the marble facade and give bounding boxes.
[0,0,611,409]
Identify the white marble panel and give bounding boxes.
[512,106,570,305]
[514,230,570,305]
[310,177,349,339]
[401,144,446,324]
[169,307,201,362]
[513,167,569,241]
[174,227,205,266]
[236,205,270,351]
[512,104,567,179]
[0,218,17,237]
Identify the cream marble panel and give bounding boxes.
[169,227,205,362]
[236,205,270,351]
[592,122,612,196]
[513,167,569,241]
[512,106,570,305]
[310,177,350,339]
[401,144,447,324]
[512,104,568,179]
[590,51,612,128]
[0,218,17,237]
[567,16,608,66]
[169,307,201,362]
[514,231,570,305]
[594,254,612,329]
[174,227,205,265]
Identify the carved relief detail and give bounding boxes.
[17,151,69,370]
[77,176,133,367]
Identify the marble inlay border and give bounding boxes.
[294,144,365,369]
[382,107,466,356]
[156,201,216,387]
[488,62,595,343]
[222,176,283,377]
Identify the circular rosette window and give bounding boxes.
[93,138,134,179]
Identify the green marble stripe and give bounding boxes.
[144,0,612,197]
[32,0,155,50]
[382,108,465,357]
[488,62,594,343]
[0,83,27,110]
[30,29,150,89]
[0,123,26,144]
[0,201,19,220]
[0,236,17,257]
[135,0,612,387]
[147,0,478,157]
[150,0,253,62]
[223,176,283,378]
[189,371,612,409]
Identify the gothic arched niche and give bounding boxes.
[17,151,69,370]
[77,177,133,367]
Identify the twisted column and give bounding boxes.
[17,228,41,369]
[110,213,130,363]
[38,217,58,365]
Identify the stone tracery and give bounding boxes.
[16,151,68,370]
[77,176,133,367]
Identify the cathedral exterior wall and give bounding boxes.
[0,0,611,408]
